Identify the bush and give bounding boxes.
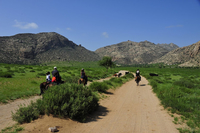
[43,83,99,122]
[37,72,46,76]
[12,101,40,124]
[0,72,13,78]
[62,76,80,84]
[89,82,109,92]
[173,79,195,89]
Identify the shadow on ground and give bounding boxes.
[85,105,109,123]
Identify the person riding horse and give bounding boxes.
[135,69,141,86]
[79,68,88,85]
[52,66,61,84]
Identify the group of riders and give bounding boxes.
[45,67,88,85]
[40,67,141,95]
[46,66,62,85]
[40,67,88,95]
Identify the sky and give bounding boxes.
[0,0,200,51]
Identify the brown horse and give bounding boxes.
[40,80,66,95]
[135,76,141,86]
[78,78,86,86]
[39,82,54,95]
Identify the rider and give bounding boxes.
[46,72,51,83]
[80,68,87,84]
[136,69,140,77]
[135,69,141,82]
[52,66,61,84]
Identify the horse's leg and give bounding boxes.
[83,79,86,86]
[40,82,45,95]
[78,79,80,85]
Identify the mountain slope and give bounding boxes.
[157,43,179,51]
[0,32,100,64]
[95,40,176,65]
[151,41,200,66]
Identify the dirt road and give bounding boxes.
[19,75,180,133]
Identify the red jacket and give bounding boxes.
[52,77,56,82]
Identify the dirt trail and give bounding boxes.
[0,70,124,131]
[0,71,180,133]
[20,74,180,133]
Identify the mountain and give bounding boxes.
[157,43,179,51]
[95,40,177,65]
[151,41,200,67]
[0,32,100,64]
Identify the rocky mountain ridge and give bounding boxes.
[0,32,100,64]
[151,41,200,67]
[95,40,179,65]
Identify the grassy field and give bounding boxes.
[0,62,117,103]
[1,62,200,132]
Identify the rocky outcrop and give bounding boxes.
[0,32,100,64]
[157,43,179,51]
[95,40,176,65]
[151,41,200,67]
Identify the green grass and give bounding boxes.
[2,62,200,132]
[0,63,116,103]
[1,124,23,133]
[139,67,200,132]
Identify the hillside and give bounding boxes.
[151,41,200,67]
[0,32,100,64]
[157,43,179,51]
[95,40,178,65]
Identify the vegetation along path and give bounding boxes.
[19,74,180,133]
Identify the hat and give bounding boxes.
[54,66,57,69]
[82,68,84,70]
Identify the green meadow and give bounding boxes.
[1,62,200,132]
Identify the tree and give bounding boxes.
[98,56,115,71]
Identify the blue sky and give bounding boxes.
[0,0,200,51]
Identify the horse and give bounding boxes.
[39,80,65,95]
[135,76,141,86]
[39,82,53,95]
[78,76,88,86]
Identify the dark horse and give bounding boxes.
[39,81,65,95]
[135,76,141,86]
[39,82,53,95]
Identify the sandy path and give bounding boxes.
[0,96,42,130]
[0,70,124,131]
[20,75,180,133]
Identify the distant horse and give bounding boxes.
[78,76,88,86]
[113,73,118,77]
[135,76,141,86]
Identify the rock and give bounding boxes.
[48,126,57,132]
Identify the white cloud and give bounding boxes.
[102,32,109,38]
[66,27,71,31]
[166,25,183,28]
[14,20,38,29]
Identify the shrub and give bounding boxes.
[37,72,46,76]
[12,101,40,124]
[89,82,109,92]
[0,72,13,78]
[62,76,80,84]
[173,79,195,89]
[43,83,99,122]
